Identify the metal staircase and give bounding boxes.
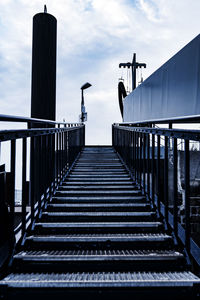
[0,146,200,299]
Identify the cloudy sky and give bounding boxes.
[0,0,200,144]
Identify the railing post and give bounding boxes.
[136,132,138,183]
[185,139,190,253]
[147,134,150,199]
[22,138,27,238]
[56,131,59,187]
[164,136,169,227]
[133,131,136,181]
[139,133,142,189]
[10,140,16,234]
[143,133,146,194]
[156,135,161,215]
[30,136,35,227]
[152,134,155,205]
[173,138,178,239]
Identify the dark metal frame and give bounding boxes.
[112,123,200,270]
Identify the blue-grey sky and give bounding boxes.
[0,0,200,144]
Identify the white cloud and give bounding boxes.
[138,0,162,23]
[0,0,200,145]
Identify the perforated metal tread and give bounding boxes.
[65,179,132,183]
[52,196,146,202]
[35,222,162,228]
[58,185,137,190]
[26,233,172,243]
[68,174,130,177]
[55,190,141,195]
[63,181,134,185]
[43,212,154,217]
[71,172,127,175]
[2,272,200,288]
[15,249,184,261]
[73,167,125,169]
[47,203,149,208]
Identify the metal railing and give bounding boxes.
[0,115,85,269]
[112,123,200,270]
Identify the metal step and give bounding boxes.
[62,181,135,185]
[81,151,115,154]
[52,196,146,203]
[34,222,163,234]
[73,167,125,170]
[77,159,120,162]
[2,271,199,289]
[75,163,122,166]
[55,190,141,196]
[74,163,123,166]
[65,178,133,183]
[58,185,138,191]
[25,233,172,250]
[13,250,185,272]
[47,203,150,212]
[15,249,184,261]
[68,174,130,178]
[70,172,127,175]
[41,211,155,222]
[80,154,116,156]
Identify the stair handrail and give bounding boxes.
[112,123,200,272]
[0,118,85,272]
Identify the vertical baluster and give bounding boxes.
[128,131,130,168]
[67,130,69,171]
[62,130,64,176]
[185,139,190,252]
[56,131,59,186]
[152,134,155,205]
[133,131,136,181]
[139,133,142,188]
[68,130,71,168]
[50,133,53,196]
[129,131,131,168]
[143,133,146,194]
[46,134,50,200]
[64,129,66,172]
[43,134,47,201]
[30,136,35,226]
[10,139,16,233]
[147,134,150,199]
[138,132,140,184]
[139,133,142,189]
[164,136,169,226]
[156,135,161,215]
[22,138,27,238]
[135,132,138,183]
[173,138,178,238]
[59,130,62,180]
[37,136,41,215]
[53,131,55,189]
[62,129,64,174]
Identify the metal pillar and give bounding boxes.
[31,8,57,121]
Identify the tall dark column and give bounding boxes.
[31,10,57,121]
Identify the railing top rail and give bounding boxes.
[120,115,200,125]
[113,124,200,141]
[0,113,82,126]
[0,125,85,142]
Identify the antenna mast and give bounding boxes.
[119,53,146,91]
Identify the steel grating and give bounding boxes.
[15,249,184,260]
[1,272,200,288]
